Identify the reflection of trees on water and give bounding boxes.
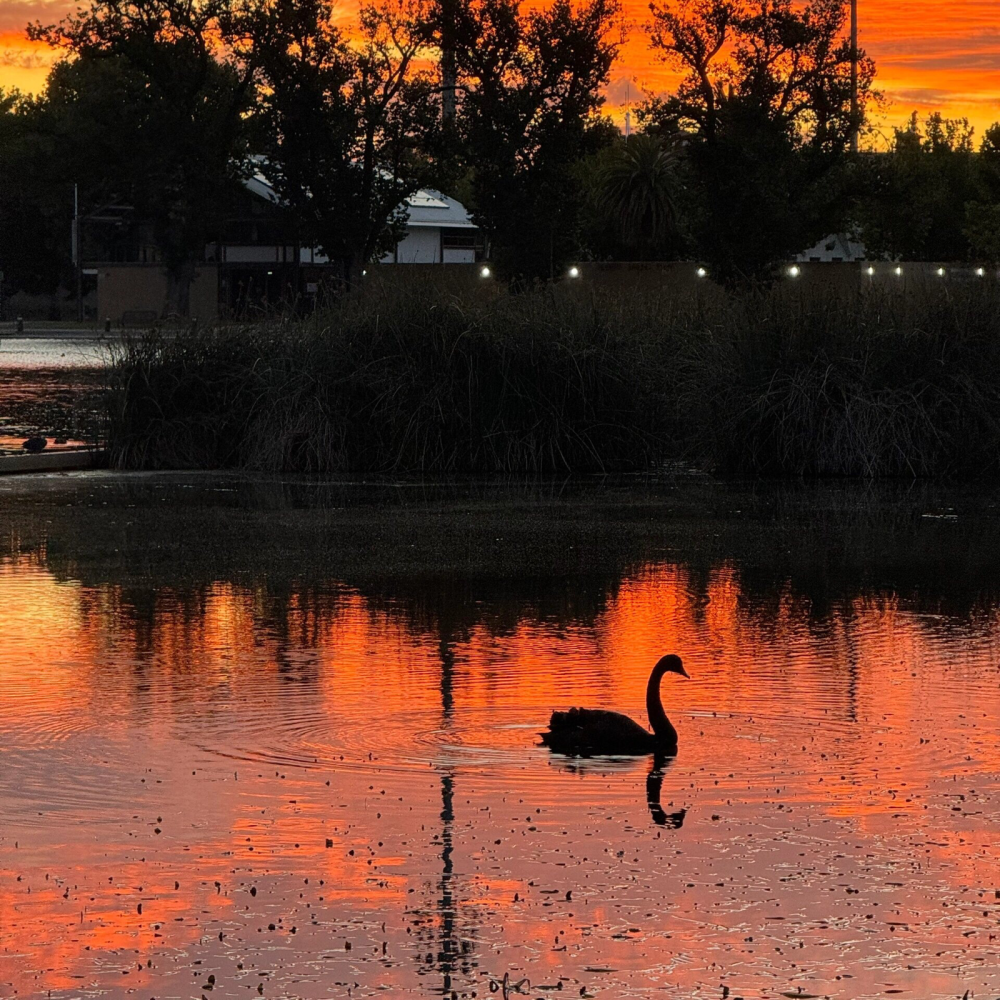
[435,770,466,996]
[18,475,1000,635]
[411,627,479,997]
[11,475,1000,738]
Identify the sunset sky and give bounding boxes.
[1,0,999,140]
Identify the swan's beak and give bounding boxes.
[678,664,690,678]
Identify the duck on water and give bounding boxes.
[540,654,689,756]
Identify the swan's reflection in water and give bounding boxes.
[647,755,686,828]
[547,752,688,828]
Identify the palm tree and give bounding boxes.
[596,134,679,258]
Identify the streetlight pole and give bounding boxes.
[850,0,859,153]
[73,183,83,322]
[439,0,456,122]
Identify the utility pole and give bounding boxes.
[72,183,83,322]
[440,0,457,122]
[850,0,859,153]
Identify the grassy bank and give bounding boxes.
[105,282,1000,477]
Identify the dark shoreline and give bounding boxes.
[5,470,1000,627]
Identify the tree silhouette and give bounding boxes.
[450,0,622,283]
[642,0,875,284]
[247,0,439,287]
[854,112,982,262]
[30,0,257,315]
[593,134,680,259]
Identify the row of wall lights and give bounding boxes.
[479,265,583,279]
[478,264,997,281]
[786,265,991,279]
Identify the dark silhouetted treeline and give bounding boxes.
[11,0,1000,310]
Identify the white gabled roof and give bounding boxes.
[243,165,475,231]
[245,170,283,205]
[796,233,867,262]
[402,189,476,230]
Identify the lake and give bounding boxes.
[0,337,105,444]
[0,336,107,370]
[2,472,1000,999]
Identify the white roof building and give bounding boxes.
[796,233,867,263]
[383,189,478,264]
[214,172,479,266]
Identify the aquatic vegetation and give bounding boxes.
[104,281,1000,476]
[684,284,1000,476]
[104,287,674,472]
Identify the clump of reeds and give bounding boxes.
[104,280,1000,477]
[104,286,680,473]
[682,284,1000,476]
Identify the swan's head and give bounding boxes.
[655,654,688,678]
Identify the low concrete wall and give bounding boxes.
[363,259,998,298]
[0,448,106,475]
[94,264,219,324]
[86,259,999,323]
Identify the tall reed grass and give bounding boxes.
[685,284,1000,476]
[105,287,678,473]
[104,281,1000,477]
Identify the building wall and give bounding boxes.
[388,227,441,264]
[95,264,219,323]
[218,245,297,264]
[443,246,475,264]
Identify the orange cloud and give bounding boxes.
[1,0,999,134]
[0,31,56,93]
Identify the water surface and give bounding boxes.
[0,336,106,370]
[0,338,105,441]
[3,473,1000,999]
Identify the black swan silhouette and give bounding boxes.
[540,654,688,756]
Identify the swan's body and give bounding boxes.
[540,654,688,756]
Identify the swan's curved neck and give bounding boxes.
[646,668,670,738]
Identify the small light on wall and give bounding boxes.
[866,266,875,276]
[894,266,903,276]
[362,269,367,276]
[788,265,800,277]
[976,267,985,277]
[696,267,707,278]
[480,265,491,278]
[937,267,946,276]
[568,266,580,278]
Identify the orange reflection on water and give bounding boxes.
[3,555,1000,998]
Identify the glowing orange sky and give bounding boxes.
[1,0,999,139]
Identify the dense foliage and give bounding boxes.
[853,114,1000,263]
[28,0,257,313]
[106,282,1000,478]
[5,0,1000,310]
